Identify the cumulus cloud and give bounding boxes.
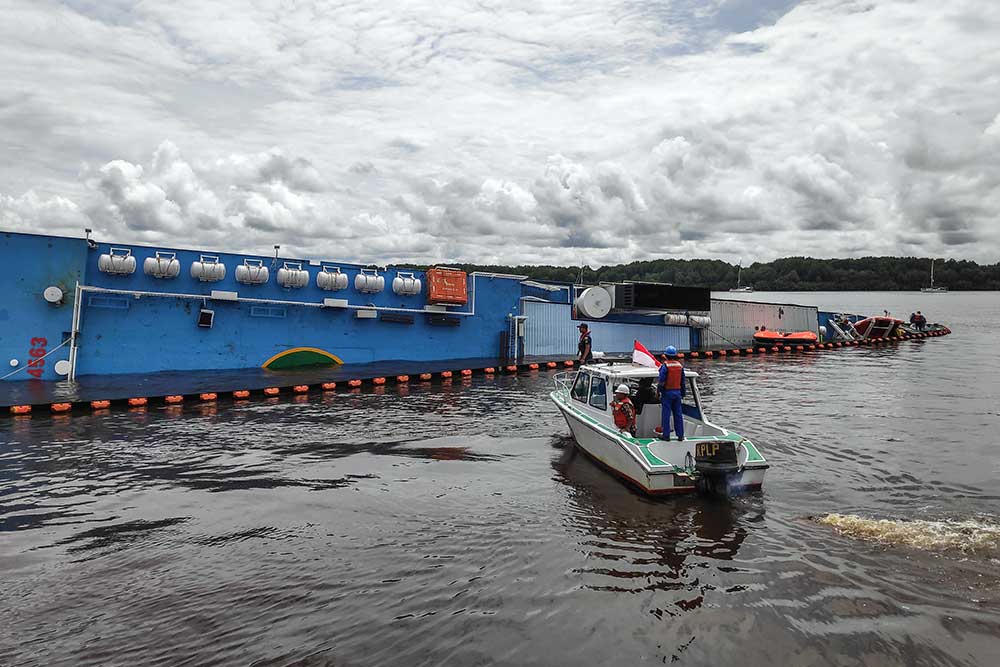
[0,190,89,235]
[0,0,998,265]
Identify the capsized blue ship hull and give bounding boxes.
[1,230,694,387]
[1,231,525,381]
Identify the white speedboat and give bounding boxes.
[550,364,768,495]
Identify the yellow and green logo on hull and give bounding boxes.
[262,347,343,370]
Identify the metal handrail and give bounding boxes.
[552,370,577,393]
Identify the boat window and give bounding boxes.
[589,377,608,410]
[571,372,590,402]
[682,376,702,420]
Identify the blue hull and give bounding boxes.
[1,231,523,381]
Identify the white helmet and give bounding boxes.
[615,383,631,395]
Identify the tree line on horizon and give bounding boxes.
[440,257,1000,291]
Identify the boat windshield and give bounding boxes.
[588,376,608,410]
[570,371,590,402]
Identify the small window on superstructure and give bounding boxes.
[571,372,590,402]
[589,377,607,410]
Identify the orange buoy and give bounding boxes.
[264,387,280,396]
[506,365,517,372]
[419,373,432,381]
[199,393,217,401]
[677,352,685,359]
[528,363,539,370]
[49,402,71,413]
[690,352,699,358]
[91,399,110,410]
[10,405,31,415]
[348,379,362,387]
[704,350,714,358]
[292,384,309,393]
[546,361,557,368]
[745,348,754,354]
[564,360,575,366]
[373,377,386,385]
[484,367,495,374]
[395,376,408,384]
[781,346,791,352]
[461,369,473,376]
[718,349,727,357]
[440,371,453,379]
[164,395,184,404]
[233,390,251,398]
[128,397,148,407]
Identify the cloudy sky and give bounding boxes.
[1,0,998,266]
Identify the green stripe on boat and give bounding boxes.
[552,390,767,465]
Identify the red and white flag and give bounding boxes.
[632,340,661,368]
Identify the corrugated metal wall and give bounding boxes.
[702,299,819,348]
[522,300,689,356]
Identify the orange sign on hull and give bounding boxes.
[426,268,468,305]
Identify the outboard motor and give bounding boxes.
[694,439,741,495]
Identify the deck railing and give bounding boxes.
[552,370,576,394]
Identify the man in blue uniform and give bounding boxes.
[577,323,593,364]
[658,345,685,441]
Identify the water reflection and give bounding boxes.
[550,437,757,609]
[2,320,1000,667]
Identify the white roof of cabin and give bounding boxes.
[581,363,699,379]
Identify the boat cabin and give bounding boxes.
[566,364,727,439]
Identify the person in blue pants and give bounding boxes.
[658,345,685,441]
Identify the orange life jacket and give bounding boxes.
[611,398,636,431]
[661,360,683,391]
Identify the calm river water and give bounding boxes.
[2,292,998,666]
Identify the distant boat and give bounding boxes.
[729,261,754,293]
[921,259,948,293]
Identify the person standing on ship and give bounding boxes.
[577,323,593,364]
[658,346,685,441]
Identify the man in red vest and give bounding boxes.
[611,383,637,436]
[658,345,685,441]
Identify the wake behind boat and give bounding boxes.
[550,362,768,495]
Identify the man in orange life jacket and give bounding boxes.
[610,383,637,436]
[658,345,685,441]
